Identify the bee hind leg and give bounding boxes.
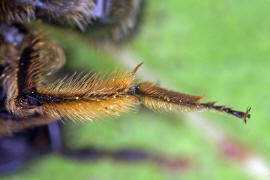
[60,146,191,170]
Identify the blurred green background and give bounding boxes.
[3,0,270,179]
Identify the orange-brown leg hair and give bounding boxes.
[1,32,250,136]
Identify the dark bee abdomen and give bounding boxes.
[0,122,61,175]
[0,132,34,174]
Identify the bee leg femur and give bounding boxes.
[60,146,190,169]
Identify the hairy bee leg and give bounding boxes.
[35,0,96,30]
[136,81,251,123]
[2,31,138,125]
[0,0,96,29]
[4,31,250,127]
[199,103,251,123]
[0,0,35,23]
[86,0,146,43]
[60,146,190,169]
[0,115,60,136]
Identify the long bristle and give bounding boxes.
[38,71,135,98]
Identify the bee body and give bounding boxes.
[0,0,250,175]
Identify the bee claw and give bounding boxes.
[243,107,251,124]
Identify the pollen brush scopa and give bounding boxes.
[0,0,250,175]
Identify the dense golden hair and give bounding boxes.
[0,32,250,135]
